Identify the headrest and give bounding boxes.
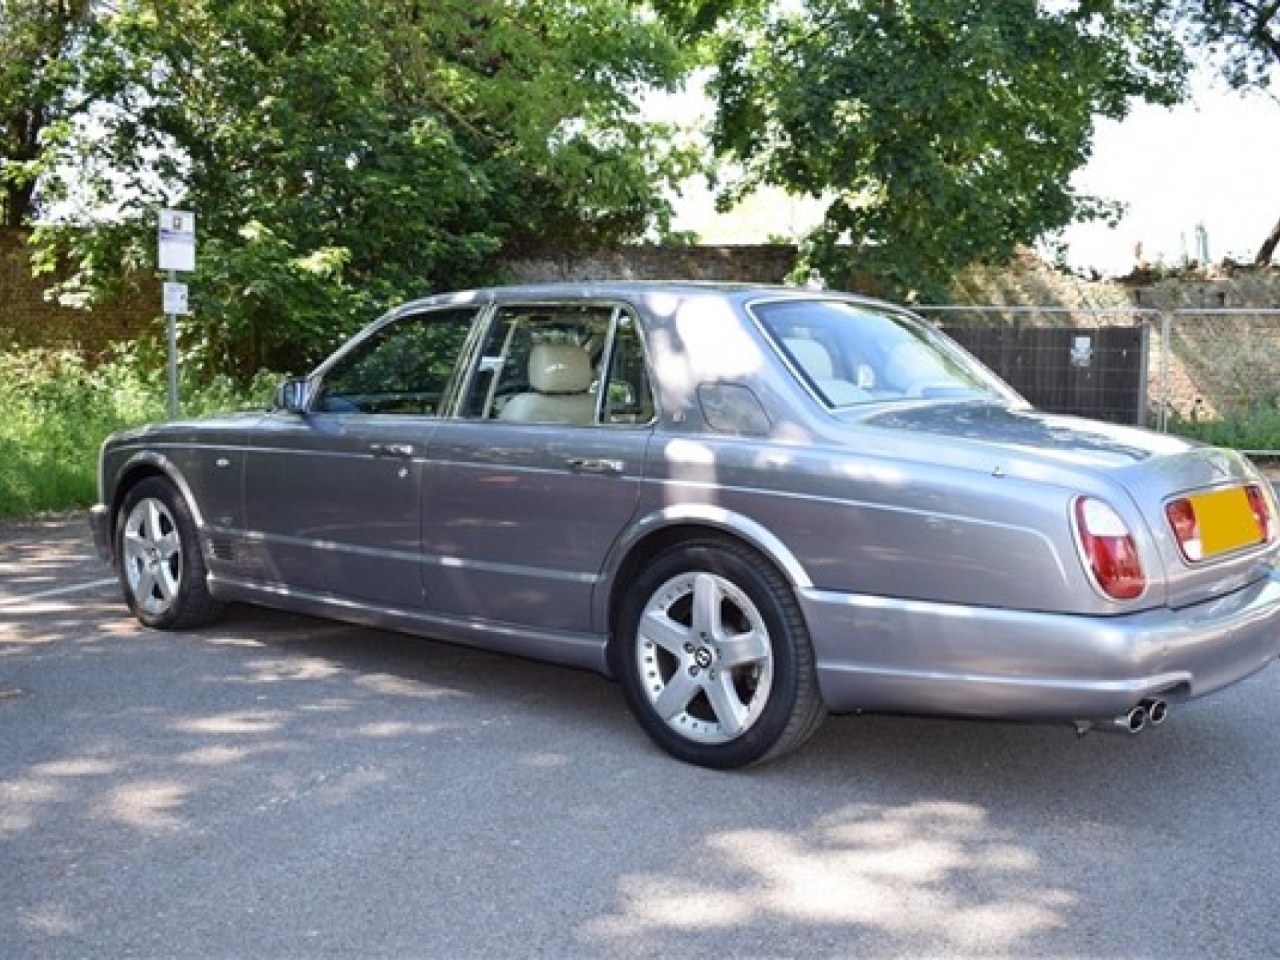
[528,342,593,394]
[784,338,834,380]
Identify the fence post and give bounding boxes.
[1158,310,1172,434]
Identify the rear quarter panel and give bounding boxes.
[641,431,1111,614]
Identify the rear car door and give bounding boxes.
[421,302,655,632]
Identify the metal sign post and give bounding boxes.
[157,210,195,419]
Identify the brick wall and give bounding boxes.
[7,226,1280,416]
[0,228,158,357]
[498,244,800,285]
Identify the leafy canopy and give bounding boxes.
[707,0,1189,299]
[27,0,698,377]
[0,0,97,227]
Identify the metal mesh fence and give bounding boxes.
[913,306,1280,456]
[915,306,1161,426]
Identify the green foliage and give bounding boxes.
[0,345,276,518]
[708,0,1190,300]
[28,0,700,378]
[0,0,98,226]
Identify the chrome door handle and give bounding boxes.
[567,457,624,475]
[370,442,414,459]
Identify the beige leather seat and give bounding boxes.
[499,342,597,424]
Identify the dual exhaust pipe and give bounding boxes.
[1080,698,1169,736]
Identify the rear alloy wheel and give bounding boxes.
[117,477,223,629]
[616,540,825,768]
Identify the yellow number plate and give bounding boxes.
[1192,488,1261,557]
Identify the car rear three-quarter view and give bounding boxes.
[89,282,1280,768]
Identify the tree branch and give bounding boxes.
[1256,214,1280,265]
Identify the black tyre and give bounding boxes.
[116,477,223,629]
[615,539,826,768]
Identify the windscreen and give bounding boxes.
[751,298,1020,408]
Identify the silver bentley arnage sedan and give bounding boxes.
[90,283,1280,767]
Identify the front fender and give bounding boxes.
[99,449,208,555]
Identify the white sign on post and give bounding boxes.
[163,281,190,315]
[158,209,196,420]
[158,209,196,272]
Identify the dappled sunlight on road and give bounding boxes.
[0,594,136,649]
[356,672,471,700]
[0,776,60,839]
[31,758,119,778]
[239,654,346,683]
[172,710,289,736]
[174,745,262,767]
[0,516,100,599]
[355,720,452,738]
[97,780,191,833]
[586,800,1072,954]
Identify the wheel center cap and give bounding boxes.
[693,646,714,669]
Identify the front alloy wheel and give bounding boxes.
[116,477,222,629]
[121,496,183,619]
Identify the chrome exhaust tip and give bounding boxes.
[1075,704,1156,736]
[1118,705,1148,734]
[1143,698,1169,726]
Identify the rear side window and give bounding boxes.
[460,304,655,426]
[753,299,1014,407]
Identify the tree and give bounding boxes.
[706,0,1190,299]
[0,0,96,227]
[32,0,699,376]
[1175,0,1280,263]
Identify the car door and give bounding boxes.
[242,305,480,608]
[420,302,655,633]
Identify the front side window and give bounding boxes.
[459,303,655,426]
[314,307,478,415]
[753,299,1017,408]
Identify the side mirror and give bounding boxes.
[273,377,311,414]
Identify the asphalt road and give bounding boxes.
[2,515,1279,960]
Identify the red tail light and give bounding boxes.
[1245,484,1275,543]
[1164,498,1202,561]
[1074,498,1145,600]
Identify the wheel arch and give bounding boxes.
[104,453,205,558]
[599,506,814,674]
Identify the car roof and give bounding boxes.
[393,281,902,315]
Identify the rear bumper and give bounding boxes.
[88,504,112,564]
[802,568,1280,722]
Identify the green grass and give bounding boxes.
[0,345,277,519]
